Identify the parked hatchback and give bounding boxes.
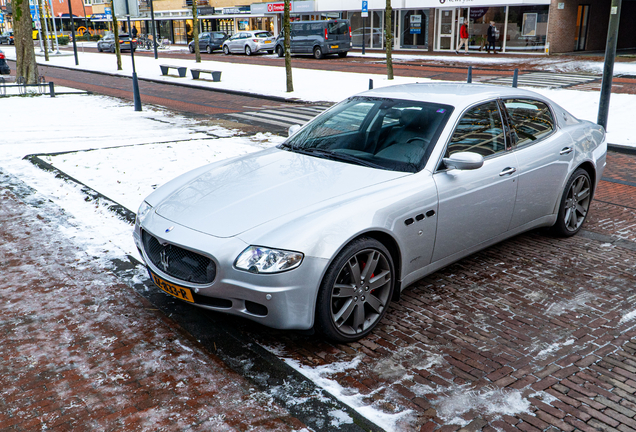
[0,49,10,74]
[97,33,136,53]
[275,19,351,59]
[0,31,14,45]
[222,31,275,56]
[189,32,228,54]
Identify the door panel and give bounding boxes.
[432,100,517,262]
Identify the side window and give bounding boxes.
[446,101,506,158]
[503,99,555,146]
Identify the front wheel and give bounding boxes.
[552,168,592,237]
[313,46,323,59]
[315,238,395,342]
[223,45,230,55]
[276,45,284,57]
[97,45,103,52]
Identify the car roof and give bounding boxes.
[357,83,550,107]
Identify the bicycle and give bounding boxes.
[146,37,171,50]
[136,33,151,50]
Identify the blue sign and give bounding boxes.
[30,4,40,21]
[0,12,4,24]
[361,0,368,17]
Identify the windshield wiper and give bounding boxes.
[293,148,384,169]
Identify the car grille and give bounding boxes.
[142,231,216,284]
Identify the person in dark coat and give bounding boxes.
[487,21,497,54]
[132,26,138,38]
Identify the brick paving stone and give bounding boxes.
[0,188,305,431]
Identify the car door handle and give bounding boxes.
[499,167,517,176]
[560,147,573,155]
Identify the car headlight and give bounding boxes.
[136,201,152,225]
[235,246,303,274]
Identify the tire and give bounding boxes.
[206,45,212,54]
[97,45,103,52]
[313,46,323,59]
[189,45,194,53]
[552,168,592,237]
[276,45,284,57]
[338,52,348,58]
[315,237,395,342]
[245,45,252,56]
[223,45,230,55]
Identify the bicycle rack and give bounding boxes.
[17,76,26,95]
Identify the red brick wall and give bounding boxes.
[547,0,636,54]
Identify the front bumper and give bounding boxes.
[134,211,328,330]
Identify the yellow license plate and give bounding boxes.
[331,45,339,49]
[150,271,194,303]
[264,40,272,43]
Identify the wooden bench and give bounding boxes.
[190,69,221,82]
[160,64,187,78]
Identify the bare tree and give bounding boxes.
[283,0,293,92]
[12,0,39,83]
[385,0,394,80]
[192,1,200,63]
[37,0,49,61]
[111,1,122,71]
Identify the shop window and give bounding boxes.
[505,5,549,52]
[400,10,428,49]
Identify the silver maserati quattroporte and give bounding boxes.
[133,83,607,342]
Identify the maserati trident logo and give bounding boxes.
[159,249,169,272]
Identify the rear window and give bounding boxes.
[211,32,226,38]
[328,21,349,35]
[254,31,273,38]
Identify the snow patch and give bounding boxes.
[433,387,531,424]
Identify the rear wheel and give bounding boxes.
[276,45,284,57]
[245,45,252,56]
[189,44,194,53]
[552,168,592,237]
[206,45,212,54]
[223,45,230,55]
[313,46,323,59]
[315,238,395,342]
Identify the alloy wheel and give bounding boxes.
[563,173,591,232]
[329,248,392,337]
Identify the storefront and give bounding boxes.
[433,2,549,53]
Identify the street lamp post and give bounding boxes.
[68,0,79,65]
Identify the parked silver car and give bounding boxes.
[222,30,275,55]
[133,83,606,342]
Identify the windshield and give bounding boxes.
[281,97,453,173]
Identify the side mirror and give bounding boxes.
[288,124,302,137]
[443,152,484,171]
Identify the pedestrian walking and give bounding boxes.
[456,22,469,55]
[487,21,498,54]
[132,26,138,38]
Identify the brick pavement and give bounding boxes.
[198,150,636,431]
[0,176,307,431]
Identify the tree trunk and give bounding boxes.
[283,0,293,92]
[192,2,200,63]
[12,0,39,84]
[385,0,394,80]
[37,0,49,61]
[111,1,122,71]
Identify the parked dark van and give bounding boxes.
[275,19,351,59]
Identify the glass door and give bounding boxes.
[436,8,455,51]
[574,5,590,51]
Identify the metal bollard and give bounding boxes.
[467,66,472,84]
[369,79,373,90]
[49,82,55,98]
[512,69,519,88]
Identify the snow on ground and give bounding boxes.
[1,49,636,429]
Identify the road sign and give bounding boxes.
[113,0,139,17]
[361,0,368,17]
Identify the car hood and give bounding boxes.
[154,148,406,238]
